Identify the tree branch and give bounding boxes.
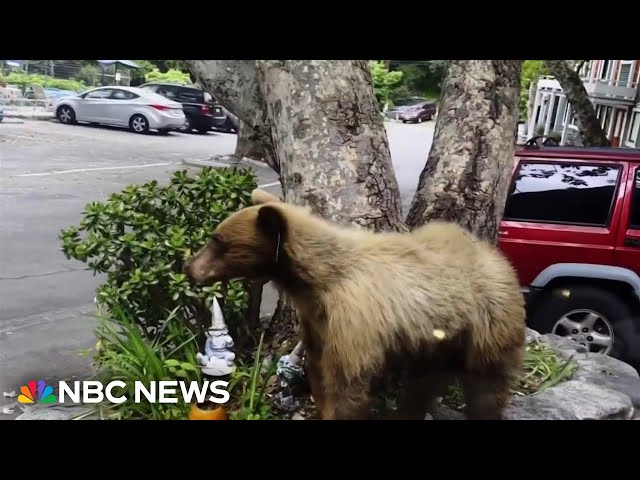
[545,60,609,147]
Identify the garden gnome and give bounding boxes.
[272,341,307,412]
[196,297,236,376]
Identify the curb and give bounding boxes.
[182,156,271,171]
[4,113,55,121]
[182,158,239,169]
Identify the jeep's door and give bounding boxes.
[498,156,626,288]
[613,164,640,274]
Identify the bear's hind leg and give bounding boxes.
[459,368,515,420]
[396,371,455,420]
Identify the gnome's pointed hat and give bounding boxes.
[210,296,226,331]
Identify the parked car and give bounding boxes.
[53,86,185,134]
[216,105,238,134]
[139,82,227,134]
[43,87,79,100]
[385,98,437,123]
[498,140,640,367]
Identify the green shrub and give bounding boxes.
[59,167,258,345]
[92,305,202,420]
[0,72,87,92]
[145,68,191,84]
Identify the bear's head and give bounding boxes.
[183,189,286,285]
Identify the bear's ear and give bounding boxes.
[252,189,282,205]
[256,205,286,240]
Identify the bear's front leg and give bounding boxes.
[303,352,326,417]
[320,370,373,420]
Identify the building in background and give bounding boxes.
[527,60,640,148]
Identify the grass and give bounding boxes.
[225,331,286,420]
[89,305,202,420]
[512,339,578,396]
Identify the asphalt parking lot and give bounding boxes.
[0,117,434,412]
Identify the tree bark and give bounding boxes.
[406,60,523,243]
[545,60,610,147]
[234,120,270,164]
[184,60,280,173]
[255,60,407,232]
[525,77,538,138]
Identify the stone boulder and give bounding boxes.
[432,328,640,420]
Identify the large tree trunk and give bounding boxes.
[545,60,610,147]
[234,120,270,164]
[255,60,407,350]
[255,60,406,231]
[184,60,280,174]
[406,60,523,242]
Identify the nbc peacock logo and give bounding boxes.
[18,380,57,404]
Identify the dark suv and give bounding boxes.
[498,142,640,368]
[139,82,227,134]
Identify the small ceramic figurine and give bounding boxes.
[272,341,307,412]
[196,297,236,377]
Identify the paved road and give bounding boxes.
[0,118,433,412]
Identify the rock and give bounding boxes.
[504,395,577,420]
[291,412,305,420]
[525,327,540,344]
[572,353,640,408]
[431,405,466,420]
[505,381,633,420]
[537,333,588,359]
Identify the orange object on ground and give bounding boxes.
[188,402,227,420]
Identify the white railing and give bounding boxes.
[581,77,638,101]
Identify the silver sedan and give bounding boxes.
[53,86,186,134]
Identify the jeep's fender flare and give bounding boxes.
[530,263,640,299]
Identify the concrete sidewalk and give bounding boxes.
[3,105,55,121]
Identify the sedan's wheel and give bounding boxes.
[129,114,149,134]
[57,105,76,124]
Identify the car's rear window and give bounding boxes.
[178,87,205,103]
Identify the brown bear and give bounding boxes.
[184,189,527,420]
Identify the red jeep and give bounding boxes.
[499,142,640,367]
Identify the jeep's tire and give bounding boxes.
[530,285,640,364]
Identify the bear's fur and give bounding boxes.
[184,189,527,420]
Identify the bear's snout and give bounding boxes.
[182,250,215,284]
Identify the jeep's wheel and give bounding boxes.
[530,286,638,362]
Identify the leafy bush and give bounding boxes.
[59,167,258,344]
[92,305,202,420]
[0,72,87,92]
[145,68,192,84]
